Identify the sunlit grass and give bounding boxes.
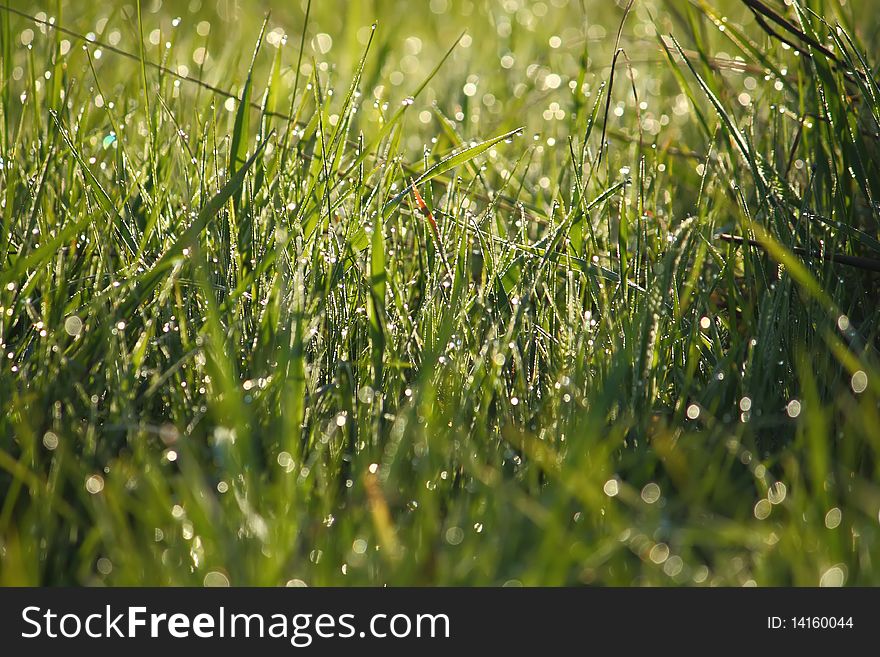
[1,0,879,586]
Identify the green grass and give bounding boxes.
[1,0,879,586]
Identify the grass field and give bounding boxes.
[1,0,879,586]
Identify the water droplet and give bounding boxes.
[824,507,842,529]
[43,431,59,450]
[754,498,771,520]
[641,483,661,504]
[64,315,83,337]
[819,565,846,587]
[85,474,104,494]
[851,370,868,394]
[767,481,787,505]
[445,527,464,545]
[203,571,230,587]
